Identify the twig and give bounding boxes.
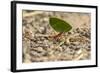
[23,11,43,18]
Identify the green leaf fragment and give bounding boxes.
[59,41,65,46]
[49,17,72,32]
